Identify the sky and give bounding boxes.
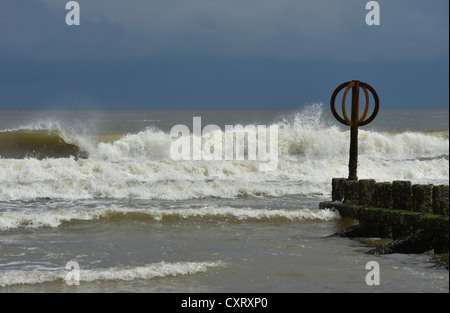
[0,0,448,110]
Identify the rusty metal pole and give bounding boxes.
[330,80,379,181]
[348,80,360,180]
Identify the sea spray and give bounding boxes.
[0,105,448,201]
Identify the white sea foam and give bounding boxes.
[0,261,225,287]
[0,105,448,201]
[0,156,447,201]
[0,206,339,230]
[78,116,449,163]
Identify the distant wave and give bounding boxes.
[0,130,86,159]
[1,105,448,162]
[0,206,339,230]
[0,261,225,287]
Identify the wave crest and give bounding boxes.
[0,206,338,230]
[0,261,225,287]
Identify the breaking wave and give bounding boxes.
[0,130,86,159]
[0,261,225,287]
[0,105,448,201]
[0,206,339,230]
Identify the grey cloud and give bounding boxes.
[2,0,448,61]
[37,0,449,61]
[0,0,127,61]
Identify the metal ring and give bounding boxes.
[330,81,379,127]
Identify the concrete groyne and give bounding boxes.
[320,178,449,255]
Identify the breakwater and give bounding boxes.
[320,178,449,255]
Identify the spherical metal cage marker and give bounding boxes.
[330,80,380,180]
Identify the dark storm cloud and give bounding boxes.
[0,0,128,60]
[0,0,448,109]
[2,0,448,61]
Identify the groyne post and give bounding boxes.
[358,179,376,206]
[332,178,347,202]
[412,184,433,213]
[433,185,449,216]
[345,180,359,205]
[374,182,392,209]
[392,180,412,211]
